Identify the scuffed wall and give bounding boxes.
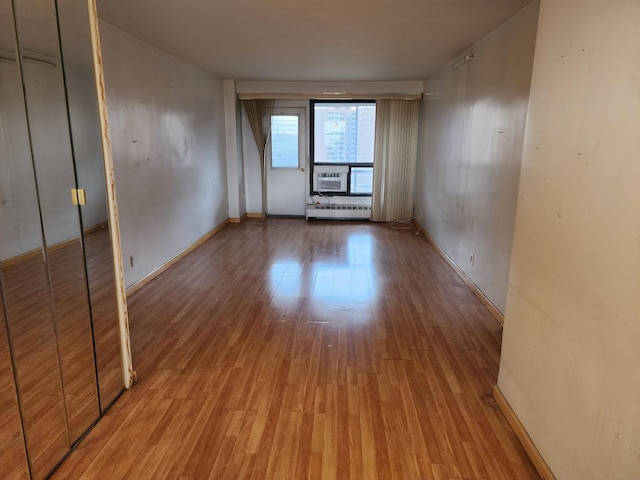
[498,0,640,478]
[414,3,539,313]
[99,22,227,288]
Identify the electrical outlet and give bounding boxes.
[469,252,475,266]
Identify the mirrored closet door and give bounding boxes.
[56,0,125,416]
[0,0,125,478]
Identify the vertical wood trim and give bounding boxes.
[493,385,556,480]
[416,222,504,325]
[86,0,136,388]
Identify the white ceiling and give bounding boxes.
[96,0,532,82]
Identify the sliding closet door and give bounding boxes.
[57,0,125,412]
[1,1,127,476]
[0,1,70,477]
[13,0,100,448]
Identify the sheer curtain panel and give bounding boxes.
[243,99,275,220]
[371,99,420,222]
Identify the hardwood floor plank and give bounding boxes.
[52,219,540,479]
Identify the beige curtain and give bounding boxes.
[371,99,420,222]
[243,99,275,220]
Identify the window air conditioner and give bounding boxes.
[313,165,349,193]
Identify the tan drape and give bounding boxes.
[243,99,275,220]
[371,99,420,222]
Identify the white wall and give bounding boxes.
[414,3,539,313]
[0,60,43,259]
[498,0,640,478]
[23,61,85,248]
[0,57,105,261]
[99,22,228,288]
[66,64,110,229]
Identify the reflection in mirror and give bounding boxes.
[57,0,124,411]
[0,0,70,476]
[0,284,29,479]
[12,0,101,446]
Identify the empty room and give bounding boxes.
[0,0,638,479]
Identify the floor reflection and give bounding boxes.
[0,292,30,480]
[268,232,378,324]
[47,238,100,444]
[1,252,71,479]
[269,261,303,298]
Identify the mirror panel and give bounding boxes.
[57,0,124,411]
[1,0,126,475]
[0,282,29,479]
[13,0,99,446]
[0,0,70,475]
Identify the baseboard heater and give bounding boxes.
[306,204,371,220]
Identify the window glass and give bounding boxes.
[271,115,299,168]
[314,103,376,164]
[350,167,373,194]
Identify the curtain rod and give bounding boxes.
[237,92,423,100]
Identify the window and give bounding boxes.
[271,115,299,168]
[312,101,375,195]
[350,166,373,194]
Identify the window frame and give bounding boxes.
[310,99,375,197]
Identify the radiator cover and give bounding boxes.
[306,204,371,219]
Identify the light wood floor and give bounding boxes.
[52,219,539,479]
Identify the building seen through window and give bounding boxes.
[313,102,375,195]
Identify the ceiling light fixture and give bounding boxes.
[0,53,56,68]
